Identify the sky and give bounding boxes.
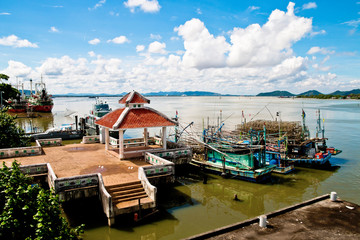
[0,0,359,95]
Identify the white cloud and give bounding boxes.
[124,0,161,13]
[170,36,179,41]
[136,45,145,52]
[307,46,335,55]
[302,2,317,10]
[88,38,100,45]
[343,18,360,28]
[248,6,260,11]
[150,34,162,40]
[1,2,348,95]
[310,29,326,37]
[89,0,106,11]
[1,60,33,77]
[49,26,59,33]
[107,36,129,44]
[227,2,312,67]
[88,51,96,57]
[0,35,38,48]
[109,11,119,16]
[175,18,230,69]
[0,12,11,15]
[196,8,202,15]
[148,41,166,54]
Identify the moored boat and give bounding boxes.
[191,142,276,183]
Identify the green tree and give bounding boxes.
[0,161,83,239]
[0,74,9,82]
[0,109,29,148]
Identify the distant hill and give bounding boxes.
[144,91,225,96]
[53,91,229,97]
[298,90,322,96]
[329,89,360,96]
[257,91,295,97]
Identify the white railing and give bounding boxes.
[0,145,42,159]
[36,138,62,147]
[123,137,146,148]
[81,135,100,144]
[109,136,119,146]
[47,163,57,189]
[143,152,175,176]
[138,167,156,201]
[97,173,114,219]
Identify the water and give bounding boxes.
[15,96,360,239]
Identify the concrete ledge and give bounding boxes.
[184,194,330,240]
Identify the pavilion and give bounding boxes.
[95,91,177,159]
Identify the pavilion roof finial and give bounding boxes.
[119,90,150,105]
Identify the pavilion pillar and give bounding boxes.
[105,128,109,150]
[162,126,167,150]
[144,128,148,147]
[119,130,124,159]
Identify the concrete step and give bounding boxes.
[112,193,148,204]
[112,191,146,200]
[106,183,143,193]
[110,187,145,197]
[106,180,141,190]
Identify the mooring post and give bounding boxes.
[108,217,115,227]
[259,215,267,228]
[330,191,337,201]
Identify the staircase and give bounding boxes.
[106,180,148,205]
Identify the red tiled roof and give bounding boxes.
[95,108,125,128]
[95,107,176,129]
[119,108,175,129]
[119,91,150,104]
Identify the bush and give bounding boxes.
[0,161,83,240]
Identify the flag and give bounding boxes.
[242,110,244,118]
[302,109,306,118]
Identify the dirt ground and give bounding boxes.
[206,199,360,240]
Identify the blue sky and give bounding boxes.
[0,0,359,94]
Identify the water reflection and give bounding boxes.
[10,112,54,133]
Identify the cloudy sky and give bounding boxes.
[1,0,359,95]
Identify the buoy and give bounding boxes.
[259,215,267,228]
[330,192,337,201]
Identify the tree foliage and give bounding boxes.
[0,109,29,148]
[0,161,83,239]
[0,83,20,106]
[0,74,9,81]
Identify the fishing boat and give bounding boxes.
[192,141,276,183]
[84,98,112,135]
[6,98,28,113]
[27,80,53,112]
[30,123,84,141]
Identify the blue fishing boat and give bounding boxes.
[192,142,276,183]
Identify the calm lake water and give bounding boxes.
[15,96,360,239]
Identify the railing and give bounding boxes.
[138,167,156,201]
[0,145,42,159]
[109,137,119,146]
[144,152,175,177]
[47,163,57,189]
[54,173,99,193]
[36,138,62,147]
[82,135,100,144]
[19,163,48,176]
[123,137,146,148]
[97,173,114,219]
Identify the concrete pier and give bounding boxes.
[184,194,360,239]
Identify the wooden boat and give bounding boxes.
[191,142,275,183]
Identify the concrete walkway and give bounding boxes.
[1,143,150,186]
